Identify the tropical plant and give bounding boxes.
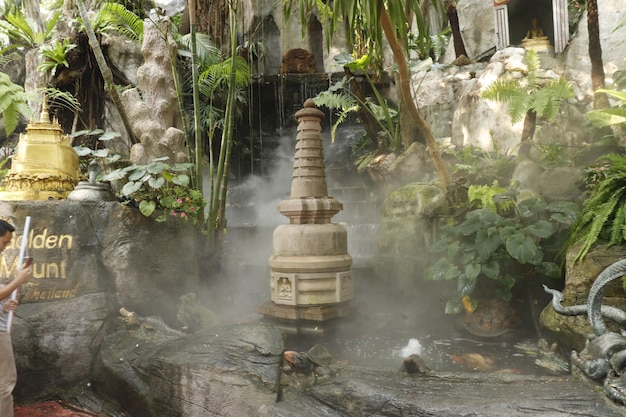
[205,0,247,239]
[0,8,60,52]
[482,49,574,157]
[87,2,144,42]
[38,39,76,74]
[284,0,452,190]
[313,53,400,152]
[585,89,626,129]
[566,76,626,262]
[0,71,32,135]
[445,138,516,186]
[569,153,626,262]
[426,185,580,314]
[164,0,250,226]
[101,157,206,224]
[0,77,77,139]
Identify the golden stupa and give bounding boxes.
[0,99,80,200]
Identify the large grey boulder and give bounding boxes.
[93,319,284,417]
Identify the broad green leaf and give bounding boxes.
[73,146,92,156]
[172,174,190,186]
[465,263,481,280]
[457,273,477,296]
[586,108,626,128]
[122,181,142,195]
[526,220,555,239]
[147,161,167,174]
[148,176,165,189]
[505,232,537,264]
[458,214,481,236]
[445,299,463,315]
[547,201,580,215]
[481,259,501,280]
[101,170,127,181]
[426,258,460,281]
[596,88,626,103]
[475,228,501,259]
[99,131,121,141]
[128,167,147,181]
[91,149,109,157]
[139,200,156,217]
[499,225,517,240]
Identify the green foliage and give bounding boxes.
[481,49,574,123]
[467,182,513,213]
[534,143,572,168]
[38,39,76,74]
[284,0,445,68]
[444,140,516,186]
[0,8,60,51]
[426,186,579,314]
[313,53,400,151]
[101,157,206,224]
[0,71,32,135]
[570,153,626,262]
[585,89,626,128]
[570,82,626,262]
[86,2,144,42]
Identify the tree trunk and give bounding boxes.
[23,0,43,32]
[446,2,468,58]
[379,5,451,190]
[345,68,384,150]
[518,110,536,158]
[195,0,229,50]
[587,0,609,109]
[77,0,138,144]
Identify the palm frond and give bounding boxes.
[178,32,221,66]
[100,2,144,42]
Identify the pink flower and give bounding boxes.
[177,198,183,203]
[180,212,186,218]
[171,211,177,216]
[190,207,195,212]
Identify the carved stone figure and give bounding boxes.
[279,48,316,74]
[545,259,626,405]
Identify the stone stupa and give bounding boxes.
[257,99,354,330]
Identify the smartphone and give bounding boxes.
[22,256,33,268]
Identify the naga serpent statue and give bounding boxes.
[544,258,626,405]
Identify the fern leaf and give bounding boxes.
[102,2,143,42]
[482,79,528,122]
[611,199,626,245]
[574,190,622,261]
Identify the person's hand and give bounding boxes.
[15,264,31,285]
[3,299,18,313]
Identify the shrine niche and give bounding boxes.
[279,48,316,74]
[493,0,569,53]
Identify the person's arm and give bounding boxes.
[0,266,31,300]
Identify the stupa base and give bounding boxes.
[255,301,355,334]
